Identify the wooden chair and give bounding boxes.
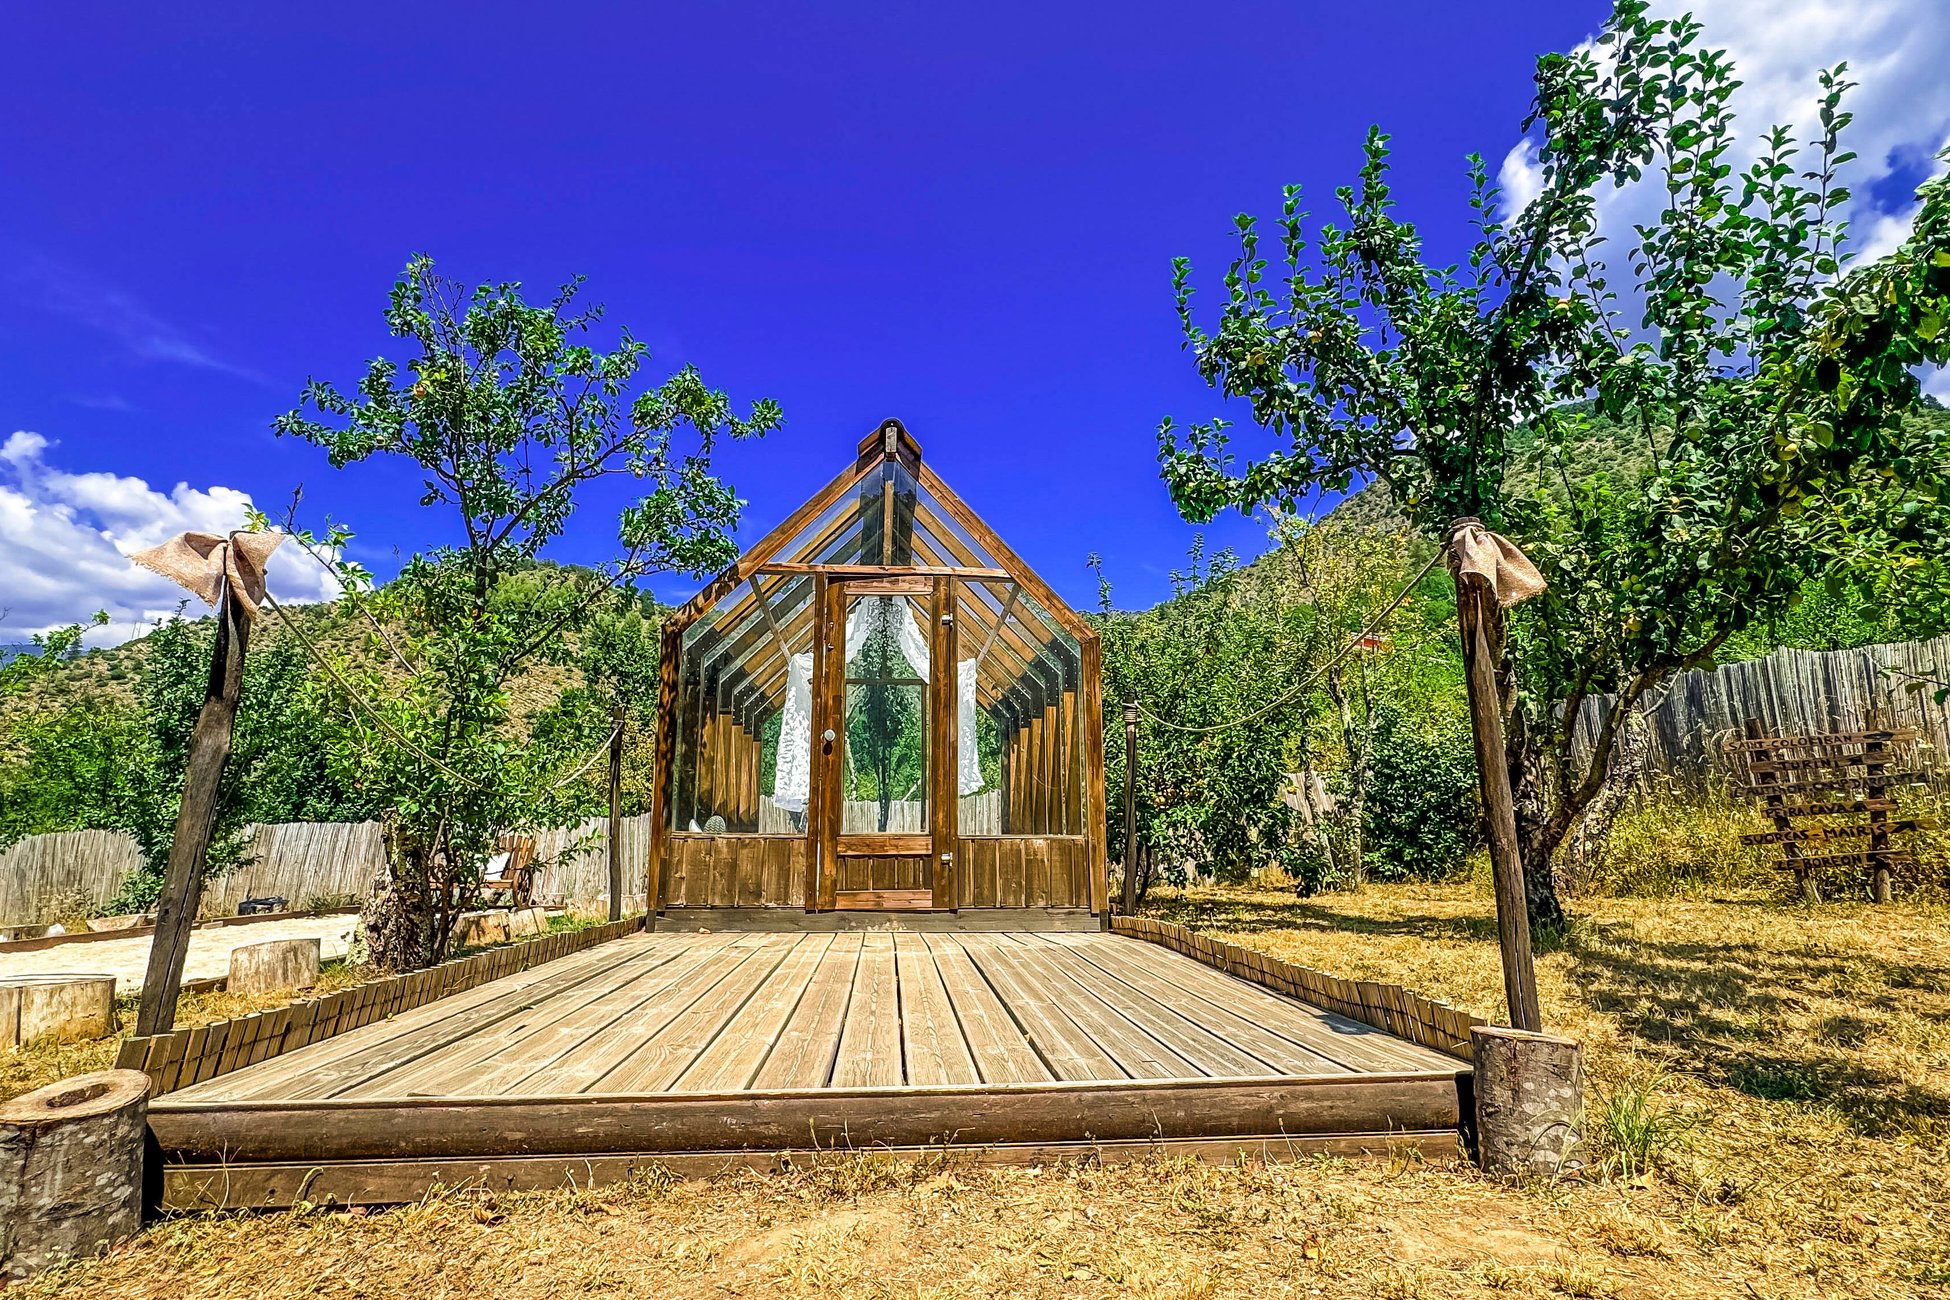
[479,835,538,909]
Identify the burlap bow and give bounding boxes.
[1447,518,1546,608]
[129,530,285,619]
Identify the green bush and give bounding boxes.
[1362,708,1480,880]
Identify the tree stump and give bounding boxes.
[0,1070,150,1282]
[1,976,118,1047]
[1471,1026,1584,1179]
[452,911,510,949]
[227,938,321,996]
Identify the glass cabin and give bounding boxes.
[649,420,1107,917]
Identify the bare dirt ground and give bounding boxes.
[18,881,1950,1299]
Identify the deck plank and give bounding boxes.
[676,935,835,1092]
[593,935,798,1092]
[922,933,1050,1085]
[1022,935,1278,1078]
[1044,934,1356,1075]
[189,939,667,1103]
[351,939,732,1099]
[830,933,903,1087]
[751,934,862,1089]
[383,935,745,1098]
[504,937,785,1095]
[953,935,1123,1081]
[1098,935,1452,1072]
[893,933,980,1086]
[975,934,1200,1080]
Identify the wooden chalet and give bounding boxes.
[138,421,1475,1207]
[648,418,1107,922]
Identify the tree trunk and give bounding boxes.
[1322,664,1366,889]
[0,1070,150,1282]
[362,822,437,972]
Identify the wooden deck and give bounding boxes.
[151,930,1468,1207]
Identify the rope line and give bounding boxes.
[1135,548,1444,736]
[261,592,621,793]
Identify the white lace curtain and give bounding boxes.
[771,595,980,814]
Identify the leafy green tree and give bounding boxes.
[276,256,780,969]
[1094,540,1324,898]
[1157,1,1950,928]
[104,616,377,913]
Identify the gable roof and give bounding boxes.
[665,418,1094,727]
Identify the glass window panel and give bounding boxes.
[840,595,929,834]
[670,571,815,834]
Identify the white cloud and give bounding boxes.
[11,257,271,386]
[1503,1,1950,275]
[1497,139,1544,218]
[0,431,340,645]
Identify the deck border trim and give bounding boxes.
[115,915,648,1096]
[1110,917,1486,1060]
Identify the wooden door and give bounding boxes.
[811,575,956,910]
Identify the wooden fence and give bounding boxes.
[1111,916,1484,1061]
[1571,634,1950,788]
[115,915,647,1097]
[1,815,657,927]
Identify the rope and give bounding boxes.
[262,593,621,794]
[1135,548,1444,735]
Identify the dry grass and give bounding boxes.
[17,880,1950,1299]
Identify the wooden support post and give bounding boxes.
[1120,701,1139,917]
[608,702,625,921]
[1451,525,1542,1034]
[0,1071,151,1282]
[1864,731,1894,904]
[929,575,957,909]
[136,586,250,1038]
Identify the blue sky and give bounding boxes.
[3,1,1946,640]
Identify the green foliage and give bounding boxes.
[1094,540,1317,887]
[1360,707,1478,881]
[276,256,778,968]
[1156,1,1950,925]
[0,610,377,913]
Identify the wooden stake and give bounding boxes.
[136,586,250,1037]
[608,702,625,921]
[1120,702,1139,916]
[1451,535,1542,1034]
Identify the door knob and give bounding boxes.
[821,729,836,743]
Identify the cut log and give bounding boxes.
[227,938,321,997]
[452,911,511,949]
[1471,1026,1584,1178]
[0,976,118,1046]
[507,907,548,939]
[0,1070,150,1282]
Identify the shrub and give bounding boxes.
[1362,708,1480,880]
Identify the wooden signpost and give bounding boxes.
[608,702,626,921]
[1732,721,1929,903]
[1120,701,1139,916]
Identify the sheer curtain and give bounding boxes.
[770,595,979,815]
